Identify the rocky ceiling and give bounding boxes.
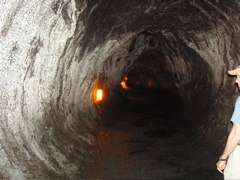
[1,0,240,178]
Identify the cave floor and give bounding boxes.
[88,88,223,180]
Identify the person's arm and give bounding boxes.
[216,123,240,173]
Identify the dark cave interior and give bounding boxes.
[1,0,240,179]
[97,31,215,138]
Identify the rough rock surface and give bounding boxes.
[1,0,240,179]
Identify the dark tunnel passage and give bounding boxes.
[1,0,240,179]
[98,31,215,136]
[93,32,220,179]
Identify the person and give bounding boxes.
[216,65,240,179]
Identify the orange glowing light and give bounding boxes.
[121,75,129,90]
[121,81,126,88]
[95,89,103,102]
[147,80,153,87]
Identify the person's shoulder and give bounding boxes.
[235,96,240,104]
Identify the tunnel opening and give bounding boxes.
[97,31,215,138]
[90,31,223,178]
[119,70,184,140]
[121,68,183,118]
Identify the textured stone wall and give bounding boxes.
[1,0,240,178]
[0,0,89,178]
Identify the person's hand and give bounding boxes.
[216,160,226,174]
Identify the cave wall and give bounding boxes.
[0,0,89,178]
[1,0,240,178]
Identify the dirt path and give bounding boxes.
[86,87,223,179]
[87,110,223,179]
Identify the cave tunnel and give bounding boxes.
[1,0,240,179]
